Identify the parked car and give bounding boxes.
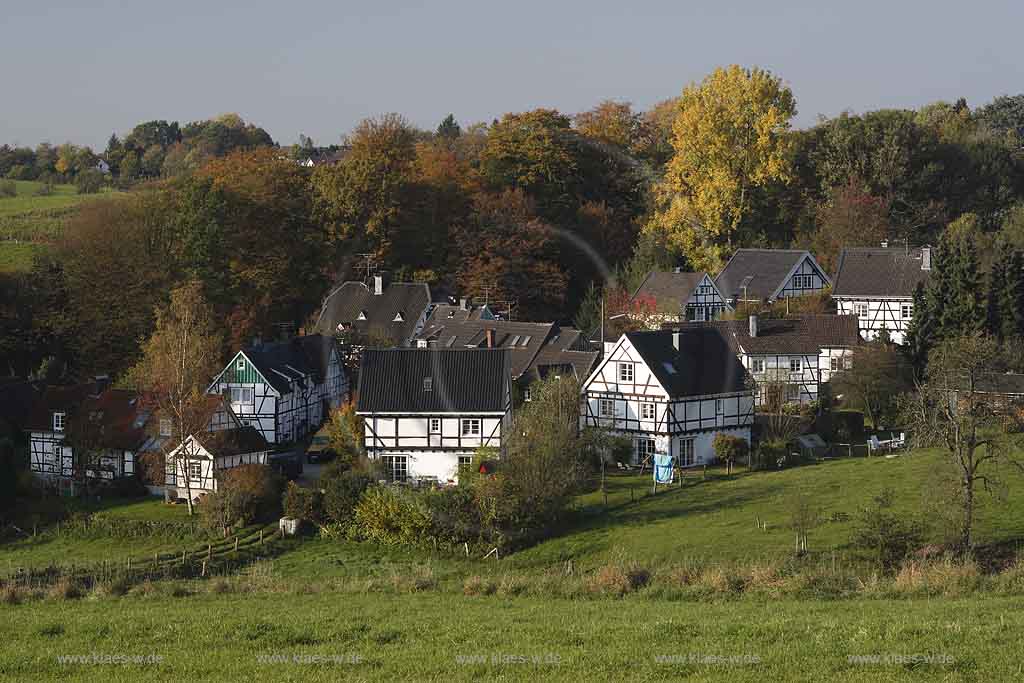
[269,451,303,480]
[305,425,336,463]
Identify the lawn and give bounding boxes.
[2,591,1022,681]
[0,180,125,272]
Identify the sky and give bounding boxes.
[3,0,1023,150]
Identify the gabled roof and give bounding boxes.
[632,271,711,311]
[417,315,553,379]
[356,349,510,414]
[832,247,932,298]
[622,328,749,398]
[523,326,599,383]
[316,281,431,346]
[715,249,825,302]
[27,386,153,451]
[195,426,270,458]
[669,315,861,355]
[231,334,338,394]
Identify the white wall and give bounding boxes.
[836,298,913,345]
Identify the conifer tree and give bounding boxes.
[986,240,1009,338]
[1004,248,1024,339]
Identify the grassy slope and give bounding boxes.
[2,592,1023,681]
[0,180,125,272]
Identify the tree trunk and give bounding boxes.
[961,475,973,553]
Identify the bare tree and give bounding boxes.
[900,334,1022,553]
[128,282,224,515]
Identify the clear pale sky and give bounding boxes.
[4,0,1022,150]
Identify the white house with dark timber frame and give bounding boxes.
[631,270,732,323]
[832,245,932,345]
[670,315,860,407]
[207,334,348,445]
[164,426,272,501]
[356,348,512,483]
[715,249,831,306]
[580,328,754,468]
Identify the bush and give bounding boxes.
[422,485,484,549]
[463,575,496,596]
[586,562,650,596]
[74,169,104,194]
[712,433,749,474]
[282,481,323,525]
[322,467,374,525]
[850,488,926,571]
[100,475,148,499]
[0,179,15,197]
[201,465,283,531]
[351,486,432,546]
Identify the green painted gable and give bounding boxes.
[220,353,266,385]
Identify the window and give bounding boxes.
[679,438,695,467]
[599,399,616,418]
[751,358,765,374]
[416,339,428,349]
[901,303,913,319]
[523,388,532,402]
[356,311,367,321]
[789,358,802,373]
[382,455,408,482]
[159,418,172,437]
[618,362,634,383]
[794,275,813,289]
[53,412,65,432]
[458,455,473,469]
[715,399,724,414]
[236,358,245,372]
[786,384,800,401]
[393,311,405,322]
[830,357,840,372]
[429,418,441,434]
[698,285,712,295]
[640,403,656,420]
[855,303,869,317]
[230,387,254,404]
[844,356,853,370]
[188,461,203,481]
[423,377,433,392]
[461,419,481,437]
[635,438,656,465]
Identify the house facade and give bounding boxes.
[356,349,512,483]
[580,329,755,467]
[715,249,831,306]
[832,246,932,345]
[28,381,146,490]
[164,426,271,500]
[632,270,732,323]
[207,334,348,445]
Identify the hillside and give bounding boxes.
[0,180,125,272]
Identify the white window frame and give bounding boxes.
[382,455,408,482]
[789,358,802,373]
[429,418,441,434]
[188,461,203,481]
[599,399,616,418]
[751,358,765,374]
[901,303,913,319]
[640,403,656,421]
[830,357,840,372]
[680,438,695,467]
[230,387,254,404]
[635,438,656,465]
[523,388,532,402]
[159,418,173,437]
[461,419,481,437]
[855,303,869,318]
[618,362,634,383]
[236,357,245,372]
[457,454,473,470]
[53,412,65,432]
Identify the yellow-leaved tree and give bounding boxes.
[645,65,796,271]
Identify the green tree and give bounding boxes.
[436,114,460,139]
[645,65,797,271]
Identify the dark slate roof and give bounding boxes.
[0,378,40,433]
[242,334,337,394]
[715,249,814,302]
[424,303,497,325]
[632,271,708,311]
[625,328,749,398]
[356,349,510,414]
[668,315,861,355]
[27,386,151,450]
[198,426,269,457]
[832,247,932,298]
[315,281,431,346]
[524,326,599,383]
[417,315,553,379]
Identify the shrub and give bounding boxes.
[322,468,374,525]
[850,488,926,571]
[74,169,104,194]
[352,486,432,546]
[893,558,981,597]
[422,485,483,549]
[586,562,650,596]
[712,433,749,474]
[47,578,83,601]
[100,475,148,499]
[201,465,284,531]
[282,481,323,525]
[463,575,496,596]
[0,179,15,197]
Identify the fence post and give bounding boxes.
[234,537,239,553]
[259,530,264,545]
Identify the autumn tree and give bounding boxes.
[645,66,797,271]
[127,281,225,515]
[830,339,913,429]
[810,179,891,273]
[574,100,643,150]
[900,334,1022,553]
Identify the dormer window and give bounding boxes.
[357,311,367,321]
[394,311,405,322]
[236,358,245,372]
[159,418,172,437]
[53,412,65,432]
[423,377,433,392]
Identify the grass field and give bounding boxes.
[2,591,1022,681]
[0,180,125,272]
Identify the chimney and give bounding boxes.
[921,246,931,271]
[485,329,495,349]
[92,374,110,397]
[749,314,758,338]
[460,297,468,310]
[672,330,681,350]
[373,275,383,296]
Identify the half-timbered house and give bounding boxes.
[580,328,754,467]
[356,348,512,483]
[164,426,272,500]
[832,245,932,345]
[669,315,860,406]
[715,249,830,306]
[632,270,732,323]
[28,380,148,490]
[207,334,348,445]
